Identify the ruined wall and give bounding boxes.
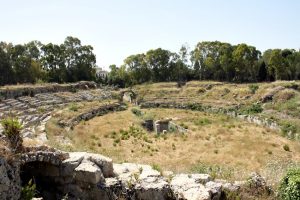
[0,81,97,100]
[60,103,127,129]
[0,157,21,200]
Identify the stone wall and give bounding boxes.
[0,81,98,100]
[59,103,127,129]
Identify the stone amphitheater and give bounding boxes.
[0,82,272,200]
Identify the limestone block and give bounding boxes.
[205,181,222,200]
[75,162,104,184]
[87,153,114,178]
[171,174,211,200]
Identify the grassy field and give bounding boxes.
[46,107,300,184]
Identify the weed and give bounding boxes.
[172,143,176,150]
[21,179,36,200]
[152,163,162,175]
[194,118,212,126]
[249,84,259,94]
[69,103,79,112]
[131,108,142,117]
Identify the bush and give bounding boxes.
[194,118,212,126]
[131,108,142,117]
[187,103,204,111]
[152,163,162,174]
[249,84,259,94]
[279,168,300,200]
[1,118,23,153]
[283,144,290,152]
[69,103,79,112]
[243,104,263,114]
[281,122,297,138]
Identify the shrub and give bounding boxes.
[131,108,142,117]
[1,118,23,153]
[187,103,203,111]
[21,179,36,200]
[243,104,263,114]
[69,103,79,112]
[194,118,212,126]
[152,163,162,175]
[279,168,300,200]
[249,84,259,94]
[281,122,297,138]
[283,144,290,152]
[172,143,176,150]
[197,88,206,93]
[223,88,230,94]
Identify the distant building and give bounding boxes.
[95,67,108,79]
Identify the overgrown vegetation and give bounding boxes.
[21,179,36,200]
[242,104,263,114]
[1,118,23,153]
[279,168,300,200]
[249,84,259,94]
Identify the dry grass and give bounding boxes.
[47,107,300,183]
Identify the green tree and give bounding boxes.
[124,54,151,84]
[63,36,96,82]
[0,43,14,85]
[268,49,288,80]
[41,43,67,82]
[145,48,172,82]
[232,44,261,82]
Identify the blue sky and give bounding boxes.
[1,0,300,69]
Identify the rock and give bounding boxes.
[205,181,222,200]
[75,162,104,184]
[135,176,173,200]
[171,174,212,200]
[87,153,114,178]
[0,157,20,200]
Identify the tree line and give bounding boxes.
[0,36,96,85]
[1,38,300,86]
[108,41,300,87]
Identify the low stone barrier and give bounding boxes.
[60,103,127,129]
[0,81,97,100]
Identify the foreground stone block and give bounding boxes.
[171,174,212,200]
[75,162,104,184]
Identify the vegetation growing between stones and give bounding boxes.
[21,179,36,200]
[1,118,23,153]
